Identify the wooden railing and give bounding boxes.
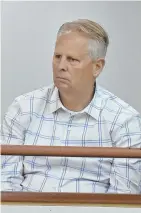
[1,145,141,206]
[1,145,141,157]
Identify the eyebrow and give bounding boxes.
[54,52,88,60]
[54,53,80,59]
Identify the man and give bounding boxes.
[1,19,141,193]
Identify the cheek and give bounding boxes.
[74,68,93,83]
[71,68,83,82]
[52,61,56,69]
[52,63,58,74]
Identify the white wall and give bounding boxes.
[1,1,141,119]
[1,205,141,213]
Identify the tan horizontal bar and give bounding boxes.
[1,192,141,205]
[1,145,141,158]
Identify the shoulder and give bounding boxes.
[14,83,55,103]
[5,84,56,115]
[96,85,140,124]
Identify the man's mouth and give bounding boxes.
[56,77,69,81]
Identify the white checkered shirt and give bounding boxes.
[1,84,141,193]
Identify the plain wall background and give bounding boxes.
[1,1,141,120]
[1,205,141,213]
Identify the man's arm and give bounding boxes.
[1,98,29,191]
[108,114,141,194]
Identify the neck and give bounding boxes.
[59,84,96,112]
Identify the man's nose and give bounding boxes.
[58,57,68,71]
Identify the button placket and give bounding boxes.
[64,114,74,146]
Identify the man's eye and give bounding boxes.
[55,55,61,59]
[69,58,78,62]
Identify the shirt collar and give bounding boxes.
[84,84,104,120]
[46,83,104,120]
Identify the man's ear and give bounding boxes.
[92,58,105,78]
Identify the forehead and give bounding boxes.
[54,32,89,57]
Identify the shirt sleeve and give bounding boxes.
[107,114,141,194]
[1,98,29,191]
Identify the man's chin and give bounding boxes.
[54,79,71,90]
[55,81,70,90]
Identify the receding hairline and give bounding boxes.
[57,19,109,47]
[55,32,91,59]
[57,19,109,60]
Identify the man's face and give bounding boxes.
[52,32,95,92]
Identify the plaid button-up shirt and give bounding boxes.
[1,84,141,193]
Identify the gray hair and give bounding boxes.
[57,19,109,61]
